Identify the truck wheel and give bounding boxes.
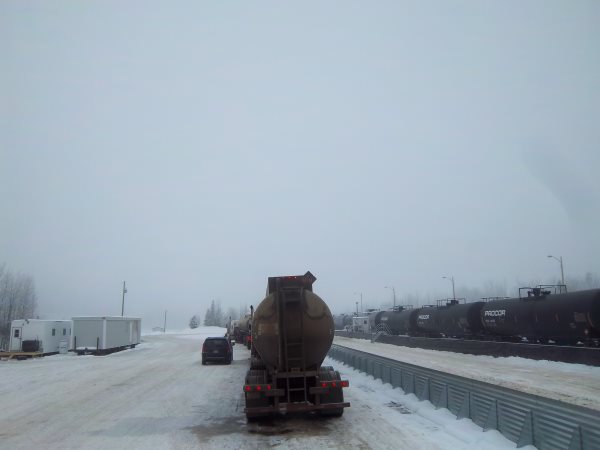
[246,412,269,421]
[319,369,345,418]
[321,408,344,417]
[245,370,270,419]
[250,356,265,370]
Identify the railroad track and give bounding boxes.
[335,331,600,366]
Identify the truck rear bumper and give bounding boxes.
[244,401,350,414]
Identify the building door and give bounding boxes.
[10,327,23,351]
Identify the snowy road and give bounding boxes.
[0,329,524,449]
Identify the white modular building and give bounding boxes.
[9,319,72,353]
[72,316,141,354]
[352,316,370,333]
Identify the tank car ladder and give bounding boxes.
[279,286,308,404]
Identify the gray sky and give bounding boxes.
[1,1,599,330]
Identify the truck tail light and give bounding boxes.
[243,384,272,392]
[319,380,349,389]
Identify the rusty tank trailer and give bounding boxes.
[243,272,350,420]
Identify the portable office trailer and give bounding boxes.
[9,319,72,353]
[352,316,370,333]
[72,316,141,355]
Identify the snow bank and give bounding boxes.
[333,336,600,411]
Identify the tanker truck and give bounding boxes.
[234,314,252,349]
[243,272,350,419]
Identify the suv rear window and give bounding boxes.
[205,339,228,348]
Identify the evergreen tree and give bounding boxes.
[204,300,216,326]
[189,314,200,329]
[215,301,223,326]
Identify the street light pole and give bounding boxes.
[547,255,565,285]
[384,286,396,308]
[121,281,127,316]
[355,301,359,315]
[442,276,455,301]
[353,292,363,313]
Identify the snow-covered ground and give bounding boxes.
[0,327,530,449]
[334,336,600,411]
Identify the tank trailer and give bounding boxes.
[243,272,350,419]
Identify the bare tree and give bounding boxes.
[0,264,38,349]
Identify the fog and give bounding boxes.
[1,1,599,330]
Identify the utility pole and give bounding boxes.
[121,281,127,316]
[163,310,167,333]
[385,286,396,308]
[442,276,455,301]
[354,292,363,313]
[547,255,565,286]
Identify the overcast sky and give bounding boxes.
[1,1,599,330]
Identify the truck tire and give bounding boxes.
[245,370,270,420]
[250,356,265,370]
[319,368,344,417]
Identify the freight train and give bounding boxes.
[243,272,350,420]
[374,286,600,346]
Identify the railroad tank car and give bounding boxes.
[377,308,418,335]
[368,311,385,331]
[479,296,538,341]
[414,305,442,336]
[333,314,353,330]
[531,289,600,344]
[244,272,350,420]
[428,301,486,338]
[365,286,600,347]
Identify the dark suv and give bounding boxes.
[202,337,233,365]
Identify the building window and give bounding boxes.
[14,329,20,338]
[63,328,66,336]
[52,328,56,336]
